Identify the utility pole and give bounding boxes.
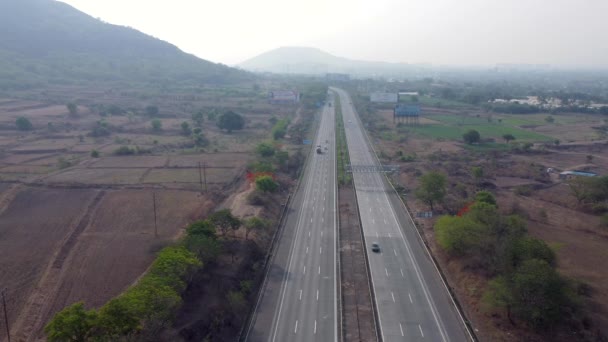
[198,162,203,194]
[2,288,10,342]
[152,192,158,238]
[203,162,208,192]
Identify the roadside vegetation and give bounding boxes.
[44,208,272,341]
[333,92,352,185]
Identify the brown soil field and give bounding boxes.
[90,155,169,168]
[168,153,253,168]
[143,167,241,185]
[45,168,147,185]
[0,187,97,336]
[36,190,212,339]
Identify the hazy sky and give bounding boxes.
[59,0,608,68]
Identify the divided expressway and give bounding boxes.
[334,87,470,342]
[245,96,338,342]
[245,88,470,342]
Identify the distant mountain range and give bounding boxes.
[239,47,431,78]
[0,0,249,90]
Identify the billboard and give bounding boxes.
[269,90,300,103]
[370,92,398,103]
[395,104,421,117]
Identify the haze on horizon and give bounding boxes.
[58,0,608,69]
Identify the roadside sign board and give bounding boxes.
[303,139,312,145]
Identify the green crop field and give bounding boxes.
[406,114,553,142]
[400,95,474,109]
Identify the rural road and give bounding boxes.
[245,97,338,341]
[333,87,471,342]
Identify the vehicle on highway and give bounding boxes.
[316,145,323,154]
[371,242,380,253]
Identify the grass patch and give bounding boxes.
[410,115,552,142]
[401,95,473,109]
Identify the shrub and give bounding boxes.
[514,185,533,196]
[256,175,279,193]
[15,116,33,131]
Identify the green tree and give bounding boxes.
[274,151,289,171]
[217,111,245,133]
[256,142,276,157]
[90,150,100,158]
[145,105,159,117]
[510,259,572,330]
[181,121,191,136]
[415,172,447,210]
[44,302,97,342]
[435,215,486,256]
[472,166,484,183]
[67,102,78,117]
[192,111,204,127]
[462,129,480,144]
[15,116,33,131]
[545,115,555,123]
[151,119,162,132]
[256,175,279,193]
[244,216,270,240]
[184,220,221,262]
[96,298,140,338]
[475,191,497,206]
[502,134,515,143]
[208,209,241,236]
[207,110,217,121]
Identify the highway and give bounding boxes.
[334,87,470,342]
[245,97,338,341]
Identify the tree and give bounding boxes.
[217,111,244,133]
[510,259,572,330]
[472,166,484,183]
[256,142,275,157]
[181,121,191,136]
[67,103,78,117]
[256,175,279,193]
[16,116,33,131]
[44,302,97,342]
[415,172,447,210]
[586,154,594,164]
[475,191,497,206]
[192,111,204,127]
[184,221,220,262]
[462,129,480,144]
[244,216,270,240]
[96,298,140,338]
[145,105,159,117]
[502,134,515,143]
[600,106,608,115]
[208,209,241,236]
[545,115,555,123]
[151,119,162,132]
[90,150,100,158]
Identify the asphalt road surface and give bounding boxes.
[245,99,338,342]
[334,87,470,342]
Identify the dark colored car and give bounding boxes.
[371,242,380,253]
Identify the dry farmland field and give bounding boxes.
[0,86,299,340]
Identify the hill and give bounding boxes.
[239,46,428,77]
[0,0,249,90]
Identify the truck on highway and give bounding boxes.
[316,145,323,154]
